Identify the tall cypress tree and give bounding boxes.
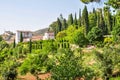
[29,39,32,53]
[68,13,73,26]
[74,13,77,25]
[104,6,112,34]
[97,8,107,35]
[20,32,23,42]
[13,39,16,48]
[57,18,62,33]
[78,9,81,27]
[82,6,89,35]
[62,19,67,30]
[93,8,97,26]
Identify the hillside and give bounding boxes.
[33,28,49,36]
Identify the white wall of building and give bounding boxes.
[16,31,32,43]
[43,32,54,40]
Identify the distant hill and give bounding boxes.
[33,28,49,36]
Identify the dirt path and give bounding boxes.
[18,73,51,80]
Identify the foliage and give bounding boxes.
[95,46,120,79]
[80,0,100,4]
[87,27,103,43]
[51,49,95,80]
[74,13,78,26]
[20,32,23,42]
[13,39,16,48]
[80,0,120,9]
[29,39,32,53]
[0,35,3,42]
[56,31,67,39]
[88,12,97,30]
[0,59,19,80]
[71,29,88,47]
[57,18,62,33]
[97,8,107,35]
[104,37,113,44]
[82,6,89,35]
[103,6,113,34]
[68,13,73,26]
[19,52,54,78]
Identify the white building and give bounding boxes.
[43,32,54,40]
[16,30,32,43]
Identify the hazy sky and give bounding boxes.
[0,0,105,34]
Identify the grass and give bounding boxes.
[110,77,120,80]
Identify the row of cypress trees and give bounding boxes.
[50,5,115,36]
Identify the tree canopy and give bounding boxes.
[80,0,120,9]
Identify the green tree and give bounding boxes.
[116,10,120,26]
[80,0,120,9]
[80,0,100,4]
[68,13,73,26]
[57,18,62,33]
[87,27,103,43]
[74,13,78,26]
[103,6,112,34]
[82,6,89,35]
[89,12,97,30]
[49,21,58,36]
[97,8,107,35]
[13,39,16,48]
[29,39,32,53]
[20,32,23,42]
[72,29,88,47]
[62,19,67,30]
[56,31,67,39]
[78,9,82,27]
[0,60,18,80]
[0,35,3,42]
[51,49,95,80]
[19,52,53,79]
[95,47,120,79]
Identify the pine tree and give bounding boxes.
[20,32,23,42]
[82,6,89,35]
[78,9,81,27]
[68,13,73,26]
[29,39,32,53]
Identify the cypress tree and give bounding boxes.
[59,14,64,21]
[103,6,112,34]
[13,39,16,48]
[78,9,81,27]
[93,8,97,26]
[74,13,78,25]
[97,8,107,35]
[20,32,23,42]
[62,19,67,30]
[57,18,62,33]
[82,6,89,35]
[29,39,32,53]
[68,13,73,26]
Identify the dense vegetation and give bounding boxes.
[0,0,120,80]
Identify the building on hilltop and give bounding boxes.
[43,32,55,40]
[16,30,33,43]
[3,31,15,40]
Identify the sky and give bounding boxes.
[0,0,105,34]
